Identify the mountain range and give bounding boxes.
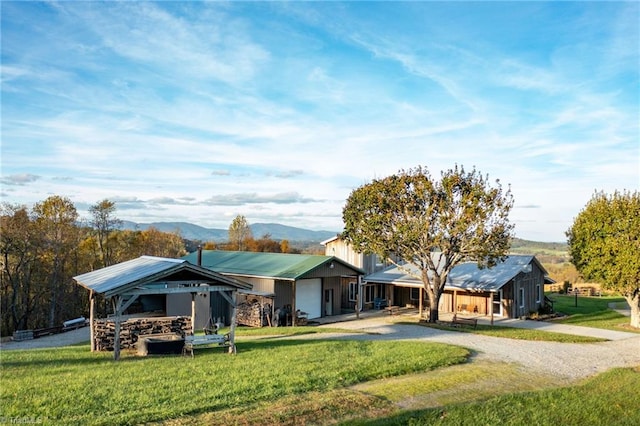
[120,221,338,243]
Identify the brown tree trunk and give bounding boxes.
[627,292,640,329]
[425,286,439,322]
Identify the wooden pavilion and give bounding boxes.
[73,256,252,360]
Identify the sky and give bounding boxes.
[1,1,638,242]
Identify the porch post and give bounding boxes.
[419,288,423,318]
[291,281,297,326]
[489,291,494,325]
[453,290,458,313]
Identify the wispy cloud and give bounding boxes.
[1,173,41,186]
[1,2,637,240]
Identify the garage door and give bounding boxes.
[295,278,322,319]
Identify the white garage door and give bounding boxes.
[295,278,322,319]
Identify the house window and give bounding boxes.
[536,284,541,303]
[519,287,525,308]
[410,287,420,301]
[365,285,374,304]
[348,282,358,302]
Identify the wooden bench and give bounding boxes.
[451,314,477,328]
[384,306,400,316]
[183,333,230,357]
[374,298,388,310]
[456,304,478,314]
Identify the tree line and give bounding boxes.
[0,197,186,336]
[0,198,300,336]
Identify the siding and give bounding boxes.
[274,280,293,310]
[323,277,341,316]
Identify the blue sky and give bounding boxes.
[1,1,638,242]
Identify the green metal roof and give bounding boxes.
[183,250,363,280]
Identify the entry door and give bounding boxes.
[492,290,503,316]
[324,289,333,316]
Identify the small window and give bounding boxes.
[365,285,374,304]
[348,282,358,302]
[519,288,525,308]
[410,287,420,301]
[536,284,541,303]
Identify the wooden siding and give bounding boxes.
[441,291,490,315]
[274,280,293,310]
[299,261,358,280]
[234,276,275,293]
[322,277,342,317]
[325,240,366,271]
[340,276,358,310]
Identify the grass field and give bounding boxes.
[418,322,606,342]
[2,295,638,425]
[0,339,468,425]
[547,294,640,333]
[355,366,640,426]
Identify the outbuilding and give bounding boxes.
[73,256,252,360]
[182,250,364,325]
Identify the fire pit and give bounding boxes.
[137,333,185,356]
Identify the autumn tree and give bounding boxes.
[0,204,41,334]
[342,165,514,322]
[32,196,81,327]
[567,191,640,328]
[228,215,253,251]
[88,199,122,267]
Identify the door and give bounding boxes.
[324,289,333,316]
[296,278,322,319]
[492,290,503,317]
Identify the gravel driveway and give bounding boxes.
[315,316,640,381]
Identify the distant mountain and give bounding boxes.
[119,221,337,243]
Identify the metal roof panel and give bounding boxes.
[183,250,363,280]
[365,255,540,291]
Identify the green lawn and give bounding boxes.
[418,322,605,342]
[0,339,468,425]
[547,294,639,333]
[353,366,640,426]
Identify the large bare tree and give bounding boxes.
[89,199,122,268]
[228,215,253,251]
[342,165,514,322]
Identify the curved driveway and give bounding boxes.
[318,316,640,380]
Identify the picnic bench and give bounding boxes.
[451,314,478,328]
[182,332,231,357]
[182,320,232,357]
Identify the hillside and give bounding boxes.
[120,221,337,243]
[509,238,569,264]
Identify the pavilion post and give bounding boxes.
[229,291,237,354]
[89,291,96,352]
[191,293,196,335]
[113,295,123,361]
